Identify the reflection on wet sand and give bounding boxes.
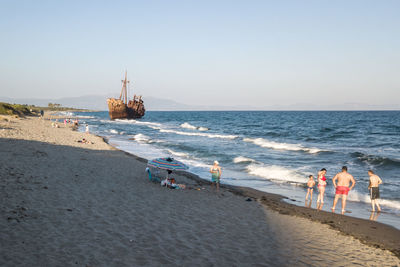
[370,211,381,221]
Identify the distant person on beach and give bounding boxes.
[210,161,222,192]
[316,168,327,209]
[368,170,382,212]
[305,175,315,202]
[85,124,89,133]
[331,166,356,214]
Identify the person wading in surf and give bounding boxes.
[368,170,382,212]
[316,168,327,210]
[331,166,356,214]
[210,161,222,192]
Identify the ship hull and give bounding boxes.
[107,98,145,120]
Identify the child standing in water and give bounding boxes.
[305,175,316,202]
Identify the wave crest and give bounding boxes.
[180,122,209,131]
[351,152,400,167]
[131,133,150,142]
[153,127,237,139]
[243,137,322,154]
[246,164,306,184]
[233,156,256,164]
[347,190,400,210]
[167,149,190,158]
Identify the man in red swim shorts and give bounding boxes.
[331,166,356,214]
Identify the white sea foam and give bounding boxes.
[53,111,75,117]
[167,149,190,158]
[246,164,306,184]
[131,133,151,142]
[76,115,95,119]
[157,128,237,139]
[180,122,209,131]
[243,137,322,154]
[180,122,197,130]
[233,156,256,164]
[181,158,210,169]
[101,119,162,127]
[347,190,400,210]
[109,129,118,134]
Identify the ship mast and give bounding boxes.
[119,70,130,104]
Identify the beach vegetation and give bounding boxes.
[0,102,88,117]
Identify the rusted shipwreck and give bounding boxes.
[107,71,145,120]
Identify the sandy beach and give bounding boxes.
[1,115,399,266]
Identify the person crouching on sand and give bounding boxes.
[316,168,327,210]
[210,161,222,192]
[305,175,315,203]
[368,170,382,212]
[331,166,356,214]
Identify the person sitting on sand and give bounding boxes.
[160,173,186,189]
[305,175,315,202]
[316,168,327,209]
[77,138,93,144]
[210,161,222,192]
[368,170,382,212]
[331,166,356,214]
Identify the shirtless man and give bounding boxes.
[368,170,382,212]
[331,166,356,214]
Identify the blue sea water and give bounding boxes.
[68,111,400,228]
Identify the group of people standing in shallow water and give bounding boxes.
[305,166,383,214]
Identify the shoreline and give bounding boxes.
[101,136,400,258]
[1,115,399,265]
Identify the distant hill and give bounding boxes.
[0,95,199,111]
[0,95,398,111]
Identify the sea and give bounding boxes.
[64,110,400,229]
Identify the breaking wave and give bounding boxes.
[180,122,209,131]
[243,137,323,154]
[114,119,162,127]
[351,152,400,167]
[167,149,190,158]
[347,190,400,210]
[151,127,237,140]
[75,115,95,119]
[109,129,118,134]
[131,133,151,142]
[233,156,256,164]
[128,133,164,144]
[246,164,307,184]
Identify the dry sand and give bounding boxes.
[1,115,399,266]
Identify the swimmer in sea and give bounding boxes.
[305,175,316,203]
[368,170,382,212]
[316,168,327,210]
[331,166,356,214]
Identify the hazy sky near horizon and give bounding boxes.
[0,0,399,107]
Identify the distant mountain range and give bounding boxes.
[0,95,398,111]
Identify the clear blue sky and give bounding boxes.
[0,0,399,107]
